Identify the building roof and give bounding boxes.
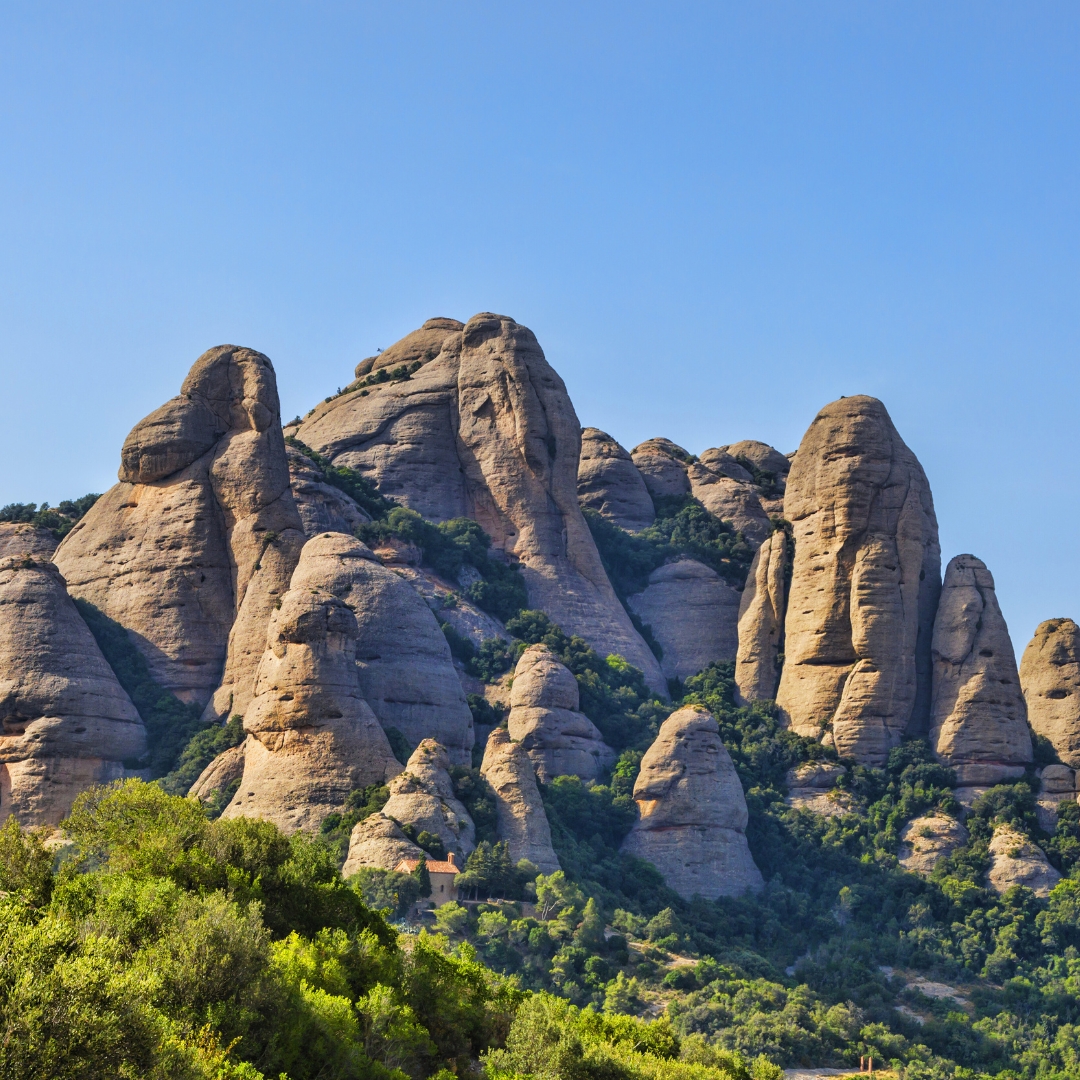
[395,855,459,875]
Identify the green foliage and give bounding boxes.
[384,727,413,766]
[159,714,245,799]
[468,637,524,682]
[451,766,499,845]
[350,868,425,919]
[0,493,100,540]
[320,784,392,863]
[412,856,432,897]
[455,841,537,901]
[74,599,206,778]
[285,436,395,519]
[0,817,53,907]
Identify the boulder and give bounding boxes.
[987,824,1060,897]
[620,706,763,899]
[735,530,788,703]
[929,555,1032,785]
[630,438,693,500]
[898,813,969,875]
[342,812,426,875]
[577,428,655,532]
[627,560,741,681]
[507,644,615,782]
[287,444,371,538]
[480,726,560,873]
[1020,619,1080,768]
[380,739,475,861]
[784,761,851,817]
[221,534,403,833]
[54,346,307,720]
[294,314,666,694]
[775,396,941,766]
[0,538,146,825]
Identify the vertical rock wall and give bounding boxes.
[1020,618,1080,767]
[735,529,788,703]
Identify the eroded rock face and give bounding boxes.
[0,538,146,825]
[898,813,969,875]
[54,346,307,721]
[628,560,740,681]
[221,534,402,833]
[1020,619,1080,768]
[342,812,425,876]
[287,445,372,538]
[630,439,693,501]
[381,740,475,861]
[507,645,615,782]
[687,464,772,546]
[929,555,1032,785]
[620,706,763,899]
[480,727,560,873]
[784,761,851,817]
[577,428,655,533]
[1035,765,1078,832]
[722,441,791,479]
[775,396,941,766]
[188,743,245,803]
[294,314,665,694]
[735,530,788,703]
[987,825,1060,897]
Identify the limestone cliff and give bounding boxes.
[1020,619,1080,768]
[775,396,941,766]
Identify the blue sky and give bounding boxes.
[2,2,1077,647]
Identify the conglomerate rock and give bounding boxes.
[54,346,307,721]
[898,813,969,875]
[287,444,372,538]
[987,824,1060,897]
[380,740,475,861]
[0,533,146,825]
[687,461,772,546]
[929,555,1032,785]
[775,395,941,766]
[627,560,741,681]
[630,439,694,501]
[480,726,560,873]
[292,314,666,694]
[577,428,655,533]
[735,529,788,703]
[220,534,402,833]
[507,645,615,782]
[1020,619,1080,768]
[342,812,426,876]
[620,705,763,899]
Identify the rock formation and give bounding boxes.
[480,726,560,873]
[627,560,741,681]
[630,439,693,500]
[775,395,941,766]
[929,555,1032,785]
[898,813,969,875]
[380,739,475,861]
[784,761,851,817]
[342,812,426,876]
[220,533,402,833]
[291,314,666,694]
[1035,765,1078,832]
[0,530,146,825]
[577,428,655,533]
[506,645,615,782]
[620,706,763,899]
[287,445,372,538]
[687,458,772,546]
[54,346,307,721]
[1020,619,1080,768]
[735,530,788,703]
[188,743,245,803]
[987,825,1060,897]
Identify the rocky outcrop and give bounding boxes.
[342,812,426,876]
[987,825,1060,897]
[54,346,307,721]
[735,530,788,703]
[380,740,475,861]
[620,706,763,899]
[1035,765,1078,832]
[687,458,772,546]
[627,560,741,681]
[898,813,969,875]
[287,445,371,538]
[722,441,791,480]
[775,396,941,766]
[929,555,1032,785]
[784,761,851,817]
[390,566,510,651]
[630,439,693,500]
[480,727,560,873]
[292,314,666,694]
[507,645,615,782]
[0,534,146,825]
[1020,619,1080,768]
[220,533,402,833]
[188,743,245,803]
[577,428,655,532]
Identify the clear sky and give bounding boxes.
[2,2,1077,649]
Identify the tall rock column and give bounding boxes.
[929,555,1032,784]
[735,529,788,703]
[1020,619,1080,767]
[775,396,941,765]
[54,346,307,721]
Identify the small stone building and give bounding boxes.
[395,852,460,907]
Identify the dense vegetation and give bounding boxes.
[0,492,100,539]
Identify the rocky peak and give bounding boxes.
[1020,618,1080,767]
[735,529,788,703]
[929,554,1032,785]
[775,395,941,766]
[577,427,655,533]
[630,438,694,500]
[620,705,763,899]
